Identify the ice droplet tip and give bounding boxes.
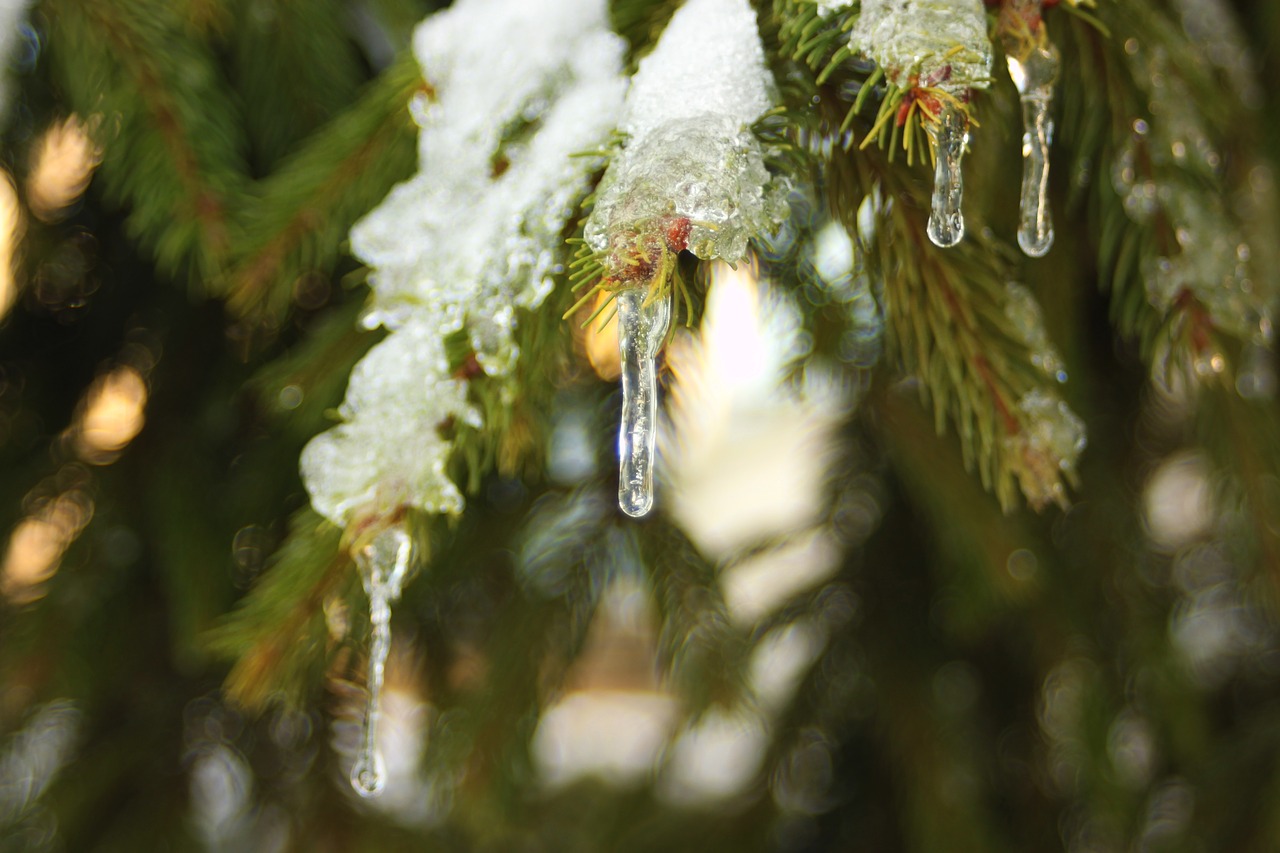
[619,494,654,517]
[1018,228,1054,258]
[927,216,964,248]
[350,757,385,798]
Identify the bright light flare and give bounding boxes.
[1,490,93,603]
[662,259,848,561]
[580,290,621,381]
[26,115,102,223]
[74,366,147,464]
[0,170,22,320]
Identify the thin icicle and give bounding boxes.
[616,288,672,517]
[1008,43,1059,257]
[350,525,414,798]
[927,104,968,248]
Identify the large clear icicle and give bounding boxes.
[1008,43,1060,257]
[350,525,414,798]
[927,104,969,248]
[616,288,672,517]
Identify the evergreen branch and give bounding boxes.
[44,0,247,280]
[222,54,423,321]
[245,299,383,444]
[1058,2,1272,367]
[207,510,350,711]
[609,0,684,66]
[229,0,364,171]
[640,517,751,715]
[1198,384,1280,601]
[830,142,1080,511]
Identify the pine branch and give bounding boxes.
[222,54,422,321]
[1197,383,1280,602]
[1059,2,1273,369]
[206,509,350,711]
[228,0,363,171]
[44,0,247,280]
[246,299,383,444]
[639,517,751,715]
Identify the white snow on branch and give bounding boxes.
[301,319,478,525]
[585,0,787,267]
[302,0,626,527]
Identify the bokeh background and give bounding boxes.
[3,1,1280,851]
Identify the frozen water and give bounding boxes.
[586,115,786,268]
[1114,44,1273,347]
[303,0,625,527]
[350,526,413,798]
[926,104,968,248]
[620,0,775,145]
[617,290,672,517]
[850,0,993,93]
[1004,283,1067,382]
[1008,43,1059,257]
[300,318,479,526]
[585,0,787,269]
[355,0,626,364]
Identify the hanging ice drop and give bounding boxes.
[926,104,969,248]
[1008,43,1060,257]
[616,287,672,517]
[349,524,413,798]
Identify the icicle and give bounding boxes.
[350,525,413,798]
[927,104,969,248]
[1008,43,1060,257]
[616,288,672,517]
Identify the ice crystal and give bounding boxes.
[585,0,786,269]
[355,0,627,369]
[1004,389,1087,510]
[301,0,625,527]
[1004,283,1067,382]
[1112,46,1272,347]
[815,0,855,14]
[1007,37,1059,257]
[849,0,993,94]
[617,290,671,518]
[300,318,479,525]
[350,526,414,798]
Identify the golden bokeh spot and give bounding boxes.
[74,366,148,464]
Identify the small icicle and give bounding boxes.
[926,103,969,248]
[350,525,413,798]
[1008,43,1060,257]
[616,287,672,517]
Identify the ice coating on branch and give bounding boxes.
[350,526,413,798]
[815,0,855,14]
[617,290,672,517]
[849,0,993,93]
[849,1,990,248]
[1004,283,1067,382]
[1112,46,1273,348]
[354,0,627,364]
[301,0,625,526]
[1004,389,1087,510]
[1007,41,1059,257]
[301,319,479,524]
[585,0,787,268]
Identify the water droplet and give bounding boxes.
[615,288,671,517]
[926,104,968,248]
